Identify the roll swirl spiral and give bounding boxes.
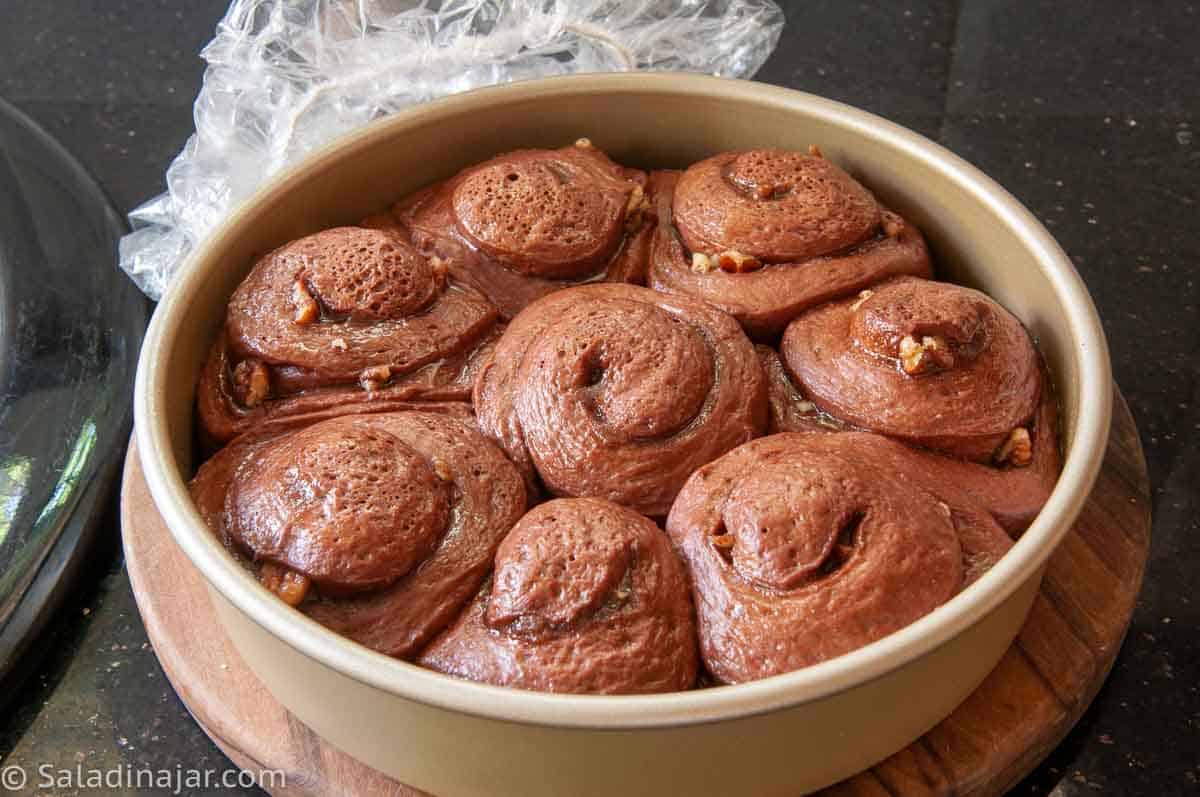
[473,283,768,516]
[647,148,932,338]
[376,142,655,320]
[197,226,501,444]
[189,411,526,658]
[666,432,1012,683]
[774,276,1061,533]
[419,498,698,694]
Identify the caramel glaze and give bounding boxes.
[189,411,526,658]
[197,226,502,445]
[647,149,932,340]
[367,143,655,320]
[420,498,698,694]
[666,433,1013,684]
[473,283,769,517]
[764,276,1061,535]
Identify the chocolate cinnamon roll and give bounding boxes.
[666,433,1013,684]
[418,498,698,694]
[189,411,526,658]
[197,226,502,444]
[372,141,654,319]
[647,148,932,339]
[473,283,768,516]
[777,276,1060,533]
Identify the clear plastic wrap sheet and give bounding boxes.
[119,0,784,299]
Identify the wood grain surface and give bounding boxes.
[120,388,1150,797]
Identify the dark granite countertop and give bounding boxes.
[1,1,1196,794]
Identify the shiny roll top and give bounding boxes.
[666,433,1012,684]
[648,148,932,338]
[197,226,500,444]
[184,142,1063,692]
[473,283,769,517]
[189,412,526,658]
[419,498,698,694]
[770,276,1060,533]
[377,142,654,320]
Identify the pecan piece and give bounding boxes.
[359,365,393,392]
[232,359,270,408]
[713,532,735,549]
[429,255,448,287]
[260,562,311,607]
[292,279,319,324]
[716,250,763,274]
[994,427,1033,467]
[899,334,954,375]
[850,289,874,312]
[432,458,454,482]
[691,252,718,274]
[623,183,650,231]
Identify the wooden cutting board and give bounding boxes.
[120,387,1151,797]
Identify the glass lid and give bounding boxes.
[0,97,147,687]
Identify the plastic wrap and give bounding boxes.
[118,0,784,299]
